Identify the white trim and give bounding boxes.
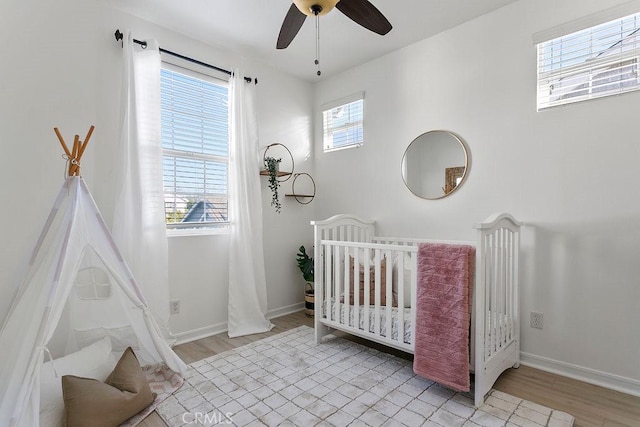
[323,143,363,153]
[173,321,229,346]
[520,351,640,397]
[320,91,365,111]
[162,56,230,83]
[266,302,305,320]
[167,227,230,237]
[533,0,640,44]
[171,303,306,345]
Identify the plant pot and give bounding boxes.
[305,282,314,317]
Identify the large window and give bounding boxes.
[322,92,364,152]
[160,63,229,230]
[536,11,640,110]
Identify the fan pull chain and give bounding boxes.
[315,14,321,76]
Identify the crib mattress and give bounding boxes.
[322,300,413,344]
[322,301,515,351]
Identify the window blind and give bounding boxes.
[537,12,640,110]
[322,92,364,152]
[160,65,229,229]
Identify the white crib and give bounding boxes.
[311,213,521,407]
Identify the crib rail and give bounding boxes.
[473,213,521,406]
[372,236,474,247]
[312,214,374,244]
[317,240,417,352]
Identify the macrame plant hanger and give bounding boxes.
[53,125,95,176]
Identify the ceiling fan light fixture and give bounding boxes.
[292,0,340,16]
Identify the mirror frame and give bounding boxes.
[401,130,469,200]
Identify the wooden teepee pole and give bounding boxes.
[53,128,71,159]
[53,125,95,176]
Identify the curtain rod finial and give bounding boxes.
[114,29,123,42]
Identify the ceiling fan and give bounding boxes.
[276,0,393,50]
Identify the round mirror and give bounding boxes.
[401,130,468,200]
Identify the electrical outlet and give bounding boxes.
[170,300,180,315]
[530,311,543,329]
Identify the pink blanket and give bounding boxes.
[413,243,475,392]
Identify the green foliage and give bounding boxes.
[296,245,314,283]
[166,210,185,223]
[165,197,197,224]
[265,156,282,213]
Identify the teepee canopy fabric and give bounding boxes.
[0,177,186,427]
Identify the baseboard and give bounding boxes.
[173,321,228,346]
[172,302,305,346]
[520,351,640,397]
[267,302,305,320]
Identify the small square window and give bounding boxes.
[322,92,364,152]
[536,12,640,110]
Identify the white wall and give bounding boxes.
[313,0,640,393]
[0,0,98,323]
[0,0,315,339]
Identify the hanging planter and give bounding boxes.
[264,156,282,213]
[260,143,293,214]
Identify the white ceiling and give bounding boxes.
[109,0,518,82]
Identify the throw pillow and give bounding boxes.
[62,348,156,427]
[349,256,394,306]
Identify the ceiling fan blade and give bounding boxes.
[277,4,307,49]
[336,0,392,36]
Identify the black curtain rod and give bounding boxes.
[114,30,256,84]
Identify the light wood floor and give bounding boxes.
[140,311,639,427]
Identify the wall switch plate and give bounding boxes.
[530,311,543,329]
[170,300,180,315]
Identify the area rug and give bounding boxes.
[157,326,574,426]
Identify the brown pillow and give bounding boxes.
[62,348,156,427]
[349,256,395,306]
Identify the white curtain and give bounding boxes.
[228,70,274,337]
[113,30,173,342]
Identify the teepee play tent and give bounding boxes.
[0,127,187,427]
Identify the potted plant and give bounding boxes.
[264,156,282,213]
[296,245,314,317]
